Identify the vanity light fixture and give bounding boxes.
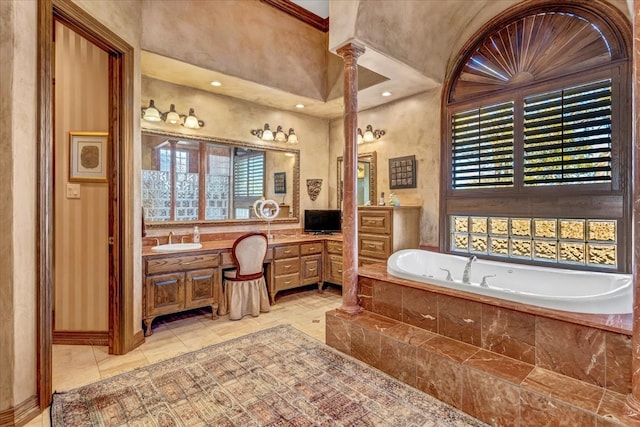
[164,104,181,125]
[183,108,204,129]
[358,124,385,143]
[141,100,205,128]
[251,124,299,144]
[141,99,162,122]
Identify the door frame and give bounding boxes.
[37,0,135,409]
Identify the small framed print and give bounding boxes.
[389,155,416,189]
[274,172,286,194]
[69,132,108,182]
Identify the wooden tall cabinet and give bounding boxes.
[357,206,421,265]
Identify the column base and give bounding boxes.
[338,304,363,316]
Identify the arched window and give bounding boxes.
[441,1,632,272]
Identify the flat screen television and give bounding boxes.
[304,210,342,234]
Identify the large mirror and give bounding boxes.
[142,130,299,227]
[337,152,377,207]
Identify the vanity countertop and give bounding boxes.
[142,233,343,257]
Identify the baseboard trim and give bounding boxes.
[131,330,145,350]
[0,395,40,427]
[52,330,108,346]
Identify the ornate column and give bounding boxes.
[336,42,365,314]
[626,0,640,417]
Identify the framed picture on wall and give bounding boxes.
[389,155,416,189]
[69,131,108,182]
[274,172,286,194]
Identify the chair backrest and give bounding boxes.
[232,232,268,279]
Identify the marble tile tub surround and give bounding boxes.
[355,264,632,395]
[326,309,638,427]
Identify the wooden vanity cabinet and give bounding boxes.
[270,240,324,303]
[143,252,220,336]
[357,206,420,265]
[271,243,300,303]
[300,242,323,290]
[325,240,343,286]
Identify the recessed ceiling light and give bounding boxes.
[382,91,392,97]
[295,104,305,109]
[210,81,222,87]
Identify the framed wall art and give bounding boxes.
[69,131,108,182]
[274,172,286,194]
[389,155,416,189]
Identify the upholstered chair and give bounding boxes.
[223,232,271,320]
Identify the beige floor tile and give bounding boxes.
[51,285,343,392]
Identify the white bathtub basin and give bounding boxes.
[151,243,202,252]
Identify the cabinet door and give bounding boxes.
[327,254,343,285]
[146,272,184,317]
[184,268,217,309]
[358,234,391,260]
[300,254,322,285]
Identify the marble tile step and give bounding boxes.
[326,309,639,427]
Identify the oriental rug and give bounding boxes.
[51,324,486,426]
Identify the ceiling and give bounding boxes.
[140,0,440,120]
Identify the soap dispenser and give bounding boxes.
[193,226,200,243]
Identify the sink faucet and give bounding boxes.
[168,231,175,244]
[462,255,477,284]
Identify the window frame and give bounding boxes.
[440,1,632,273]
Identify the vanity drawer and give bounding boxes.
[358,234,391,259]
[274,244,300,259]
[274,273,300,292]
[300,242,323,256]
[326,240,343,255]
[146,253,219,275]
[274,258,300,276]
[358,210,392,235]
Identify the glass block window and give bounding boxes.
[450,215,617,269]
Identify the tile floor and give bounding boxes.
[26,285,343,426]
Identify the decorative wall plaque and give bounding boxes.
[389,155,416,189]
[274,172,286,194]
[306,179,322,201]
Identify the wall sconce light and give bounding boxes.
[359,124,385,143]
[141,100,205,128]
[251,124,299,144]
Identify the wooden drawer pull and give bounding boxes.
[284,280,292,285]
[309,268,317,273]
[337,269,343,273]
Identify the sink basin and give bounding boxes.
[151,243,203,252]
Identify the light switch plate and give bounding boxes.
[66,183,80,199]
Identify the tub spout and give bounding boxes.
[462,256,477,284]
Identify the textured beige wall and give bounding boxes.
[0,0,17,412]
[329,90,442,247]
[141,0,328,101]
[54,22,109,332]
[0,0,38,411]
[141,77,330,236]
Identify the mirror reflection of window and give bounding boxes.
[233,149,265,219]
[142,131,297,223]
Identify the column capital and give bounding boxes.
[336,42,366,61]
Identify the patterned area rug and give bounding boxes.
[51,325,486,426]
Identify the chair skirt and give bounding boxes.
[224,276,270,320]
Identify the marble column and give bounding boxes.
[336,42,365,314]
[626,0,640,417]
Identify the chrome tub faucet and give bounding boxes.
[462,255,477,284]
